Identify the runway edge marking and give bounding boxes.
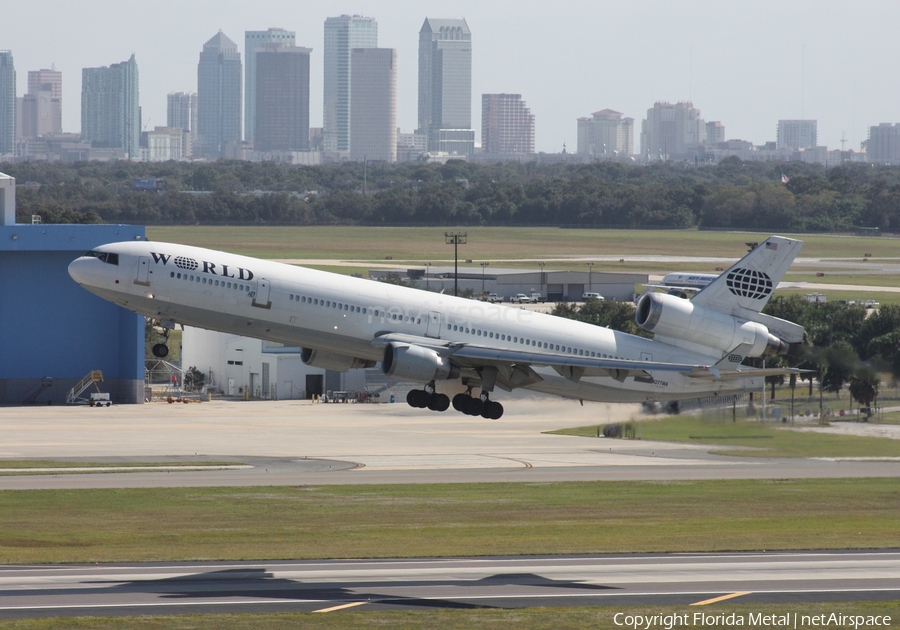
[313,601,369,613]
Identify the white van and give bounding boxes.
[582,292,604,301]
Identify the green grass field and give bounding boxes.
[551,415,900,458]
[0,479,897,564]
[145,226,900,263]
[2,602,898,630]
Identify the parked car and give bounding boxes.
[509,293,532,304]
[582,292,605,301]
[529,293,546,303]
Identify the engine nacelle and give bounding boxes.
[635,292,788,357]
[381,343,459,383]
[301,348,376,371]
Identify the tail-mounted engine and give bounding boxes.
[381,343,459,383]
[635,292,788,357]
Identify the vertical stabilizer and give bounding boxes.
[691,236,803,318]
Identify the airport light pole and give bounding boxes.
[538,261,546,292]
[444,232,467,296]
[480,261,490,294]
[425,262,431,290]
[587,261,594,292]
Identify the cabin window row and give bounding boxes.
[445,323,620,359]
[286,293,422,325]
[170,271,249,292]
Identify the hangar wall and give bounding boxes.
[0,221,146,405]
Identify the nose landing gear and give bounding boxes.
[151,320,175,358]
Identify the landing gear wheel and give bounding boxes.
[481,400,504,420]
[406,389,429,408]
[452,393,469,412]
[152,343,169,358]
[463,396,484,416]
[427,393,450,412]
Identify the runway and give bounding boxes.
[1,399,900,489]
[0,551,897,618]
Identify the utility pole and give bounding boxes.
[444,232,467,296]
[587,261,594,291]
[480,261,490,294]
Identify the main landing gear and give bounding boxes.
[453,390,504,419]
[406,386,450,412]
[405,384,504,419]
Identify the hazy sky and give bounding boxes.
[8,0,900,153]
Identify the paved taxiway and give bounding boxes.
[1,551,897,618]
[1,399,900,489]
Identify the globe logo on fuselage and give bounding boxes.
[174,256,199,271]
[726,268,772,300]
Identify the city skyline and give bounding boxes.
[6,0,900,154]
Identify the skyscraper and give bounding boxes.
[482,94,535,155]
[81,54,140,157]
[867,123,900,165]
[0,51,16,155]
[197,31,242,158]
[777,119,817,150]
[22,68,62,138]
[417,18,473,156]
[350,48,397,163]
[167,92,197,157]
[576,109,633,157]
[167,92,197,132]
[255,45,311,152]
[245,28,295,145]
[640,101,704,160]
[324,15,378,152]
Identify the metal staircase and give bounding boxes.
[66,370,104,404]
[23,377,53,404]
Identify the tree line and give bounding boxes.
[4,158,900,230]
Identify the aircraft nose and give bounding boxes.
[68,256,96,285]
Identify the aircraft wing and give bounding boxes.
[685,367,805,380]
[372,333,713,387]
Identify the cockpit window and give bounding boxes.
[85,250,119,265]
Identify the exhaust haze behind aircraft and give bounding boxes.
[69,236,805,419]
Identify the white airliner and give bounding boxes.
[68,235,805,419]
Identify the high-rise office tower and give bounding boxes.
[167,92,197,132]
[777,119,817,150]
[255,45,311,152]
[350,48,397,162]
[197,31,242,158]
[0,51,16,155]
[482,94,535,155]
[640,101,704,159]
[22,68,62,138]
[576,109,633,157]
[245,28,295,145]
[81,54,140,157]
[324,15,378,152]
[167,91,197,158]
[867,123,900,165]
[417,18,473,156]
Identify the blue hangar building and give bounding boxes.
[0,172,146,405]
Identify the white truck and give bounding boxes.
[509,293,531,304]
